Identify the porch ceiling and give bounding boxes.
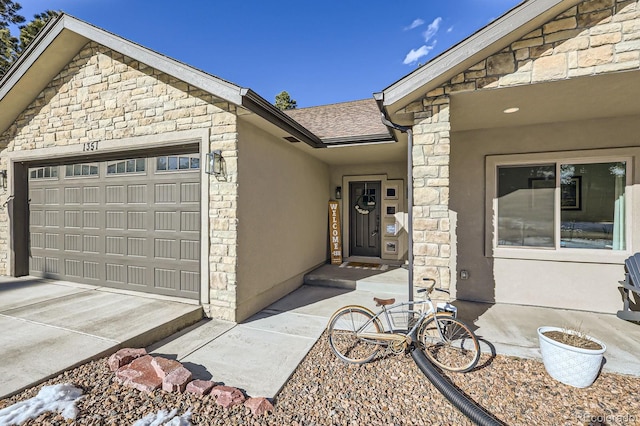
[292,135,408,166]
[450,70,640,132]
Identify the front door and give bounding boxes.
[349,181,381,257]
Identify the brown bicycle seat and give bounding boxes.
[374,297,395,306]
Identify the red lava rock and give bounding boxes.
[211,385,246,408]
[244,397,274,416]
[186,380,216,396]
[151,357,182,379]
[162,366,192,392]
[116,355,162,393]
[107,348,147,371]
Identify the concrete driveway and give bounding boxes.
[0,276,202,399]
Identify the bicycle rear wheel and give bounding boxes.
[418,315,480,372]
[328,306,382,364]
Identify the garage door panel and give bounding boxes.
[106,185,125,203]
[28,155,200,300]
[83,235,99,253]
[64,234,81,251]
[155,211,176,231]
[65,211,81,228]
[83,211,99,228]
[45,188,60,204]
[65,259,83,277]
[45,211,59,227]
[181,271,199,293]
[181,182,199,202]
[181,211,199,232]
[106,211,125,229]
[83,187,100,203]
[156,183,177,203]
[65,187,81,204]
[128,185,147,203]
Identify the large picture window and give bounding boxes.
[496,160,627,251]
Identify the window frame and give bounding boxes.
[486,150,634,264]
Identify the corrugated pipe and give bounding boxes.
[411,348,505,426]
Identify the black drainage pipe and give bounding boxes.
[411,348,504,426]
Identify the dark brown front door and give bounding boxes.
[349,181,381,257]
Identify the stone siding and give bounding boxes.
[0,42,239,320]
[406,0,640,289]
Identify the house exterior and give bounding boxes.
[377,0,640,313]
[1,0,637,321]
[0,15,407,322]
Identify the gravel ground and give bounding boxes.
[1,331,639,425]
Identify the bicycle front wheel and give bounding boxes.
[418,315,480,372]
[328,306,382,364]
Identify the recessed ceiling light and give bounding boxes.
[503,107,520,114]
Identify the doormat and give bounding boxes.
[339,262,389,271]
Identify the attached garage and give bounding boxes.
[26,152,201,299]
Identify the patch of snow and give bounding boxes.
[133,408,192,426]
[0,384,83,425]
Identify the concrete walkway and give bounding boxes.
[0,276,203,399]
[2,269,639,401]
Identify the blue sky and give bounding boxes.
[12,0,522,107]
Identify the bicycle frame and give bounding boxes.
[353,299,441,347]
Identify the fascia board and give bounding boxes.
[382,0,581,109]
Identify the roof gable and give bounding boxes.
[0,14,324,148]
[378,0,582,113]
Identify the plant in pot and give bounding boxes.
[537,325,606,388]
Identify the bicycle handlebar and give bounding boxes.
[418,278,450,295]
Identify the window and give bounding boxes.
[107,159,145,175]
[29,166,58,179]
[65,163,98,177]
[156,155,200,172]
[496,160,627,251]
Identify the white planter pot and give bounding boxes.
[537,326,606,388]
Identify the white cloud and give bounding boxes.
[447,26,454,33]
[422,17,442,43]
[404,18,425,31]
[403,41,437,65]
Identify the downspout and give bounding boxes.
[379,112,414,303]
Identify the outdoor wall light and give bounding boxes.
[335,186,342,200]
[205,150,224,176]
[0,170,6,189]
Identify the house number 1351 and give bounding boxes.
[83,142,99,151]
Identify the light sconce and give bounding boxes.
[0,170,6,190]
[335,186,342,200]
[205,150,224,176]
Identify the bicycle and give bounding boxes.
[327,278,480,372]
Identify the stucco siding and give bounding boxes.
[236,120,329,321]
[451,116,640,312]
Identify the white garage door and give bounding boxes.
[28,153,201,300]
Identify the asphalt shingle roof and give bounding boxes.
[285,98,390,142]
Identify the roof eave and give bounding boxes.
[381,0,582,113]
[240,89,326,148]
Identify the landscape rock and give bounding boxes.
[186,380,215,396]
[244,397,274,416]
[107,348,147,371]
[151,357,182,379]
[211,385,246,408]
[116,355,162,393]
[162,366,192,392]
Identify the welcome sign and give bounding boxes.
[328,201,342,264]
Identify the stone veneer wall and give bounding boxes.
[0,42,240,321]
[405,0,640,290]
